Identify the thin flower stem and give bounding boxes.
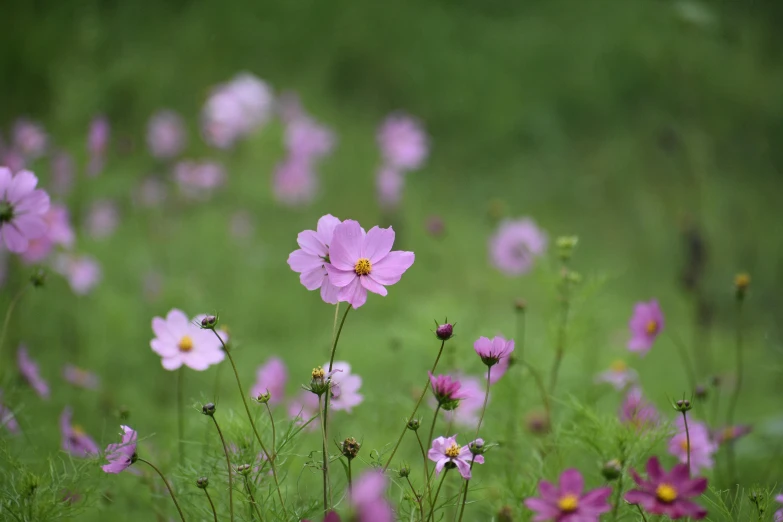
[515,306,526,365]
[548,267,572,395]
[243,475,264,522]
[347,458,353,495]
[318,395,329,513]
[611,470,625,521]
[426,469,449,522]
[264,403,276,458]
[212,330,287,518]
[634,503,649,522]
[426,404,442,466]
[203,488,218,522]
[682,410,691,476]
[0,284,28,364]
[137,458,187,522]
[726,297,744,484]
[177,368,185,467]
[667,331,698,393]
[457,367,491,522]
[211,415,234,522]
[416,431,434,513]
[405,475,425,522]
[383,339,447,472]
[520,360,551,426]
[424,404,441,512]
[456,460,476,522]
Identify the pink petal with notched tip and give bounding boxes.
[368,251,414,285]
[363,226,395,263]
[2,225,28,253]
[329,220,364,269]
[6,170,38,203]
[360,276,387,296]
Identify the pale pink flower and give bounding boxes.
[0,168,51,253]
[377,113,428,171]
[63,364,100,390]
[428,435,482,479]
[489,218,548,276]
[54,254,102,295]
[595,360,638,390]
[441,375,485,428]
[628,300,664,355]
[324,361,363,412]
[13,119,48,159]
[272,156,318,206]
[288,391,319,432]
[61,406,99,457]
[474,335,515,367]
[285,116,335,161]
[489,354,510,384]
[150,309,226,371]
[20,204,75,264]
[147,110,186,159]
[87,116,110,176]
[84,200,119,239]
[174,160,225,200]
[287,214,342,304]
[250,357,287,406]
[376,166,404,209]
[619,386,659,430]
[349,470,394,522]
[17,345,49,399]
[202,73,273,149]
[668,417,717,475]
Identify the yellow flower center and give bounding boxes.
[656,483,678,503]
[722,427,734,440]
[444,442,461,458]
[312,367,325,379]
[557,494,579,512]
[645,320,658,335]
[178,335,194,352]
[610,360,627,372]
[72,424,85,436]
[354,258,372,276]
[680,439,689,451]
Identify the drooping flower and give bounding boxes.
[429,372,467,409]
[441,375,485,428]
[524,468,612,522]
[102,425,138,474]
[173,160,226,200]
[489,218,548,276]
[325,220,415,308]
[376,166,405,209]
[60,407,99,457]
[272,156,318,206]
[595,360,638,391]
[428,435,481,479]
[714,424,752,446]
[287,391,319,432]
[84,200,119,240]
[668,417,717,474]
[150,309,226,371]
[474,335,515,367]
[12,119,48,160]
[0,390,21,435]
[624,456,707,519]
[63,364,100,390]
[202,73,273,149]
[250,357,287,406]
[324,361,363,412]
[20,204,75,264]
[287,214,342,304]
[87,116,110,176]
[0,168,51,253]
[628,300,664,355]
[348,469,394,522]
[53,254,102,295]
[377,113,429,171]
[147,110,186,159]
[619,387,659,430]
[17,345,49,399]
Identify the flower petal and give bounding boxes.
[288,249,323,273]
[369,251,414,285]
[300,268,325,291]
[360,275,387,296]
[13,214,47,240]
[151,339,178,357]
[559,468,584,496]
[646,456,664,482]
[363,226,395,263]
[320,278,340,304]
[2,224,29,253]
[161,356,183,371]
[14,189,50,214]
[0,167,11,198]
[297,230,326,257]
[337,277,367,308]
[7,170,38,204]
[329,220,364,270]
[316,214,341,245]
[325,264,356,288]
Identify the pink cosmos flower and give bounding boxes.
[594,360,638,391]
[102,425,138,474]
[287,391,319,432]
[174,160,226,200]
[624,456,707,519]
[628,300,664,355]
[0,390,21,435]
[0,168,51,253]
[17,345,49,399]
[714,424,752,445]
[202,73,273,149]
[619,387,659,430]
[85,200,119,240]
[272,156,318,206]
[53,254,102,295]
[324,361,363,412]
[441,375,485,428]
[50,152,75,196]
[474,335,515,367]
[774,494,783,522]
[325,220,415,308]
[63,364,100,390]
[489,218,548,276]
[250,357,287,406]
[20,204,75,264]
[429,372,468,407]
[287,214,342,304]
[524,468,612,522]
[147,110,186,159]
[348,470,394,522]
[428,435,482,479]
[285,115,336,161]
[60,407,99,457]
[377,113,429,171]
[12,119,48,159]
[376,166,405,209]
[150,309,226,371]
[668,417,717,475]
[87,116,110,176]
[489,353,510,384]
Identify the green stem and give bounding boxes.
[319,395,329,513]
[203,488,218,522]
[634,503,648,522]
[264,403,276,459]
[137,458,187,522]
[383,339,447,471]
[611,470,625,521]
[0,285,28,364]
[521,360,551,428]
[515,307,526,366]
[211,415,234,522]
[405,475,425,522]
[243,475,264,522]
[347,458,353,495]
[457,366,491,522]
[177,368,185,467]
[682,410,691,476]
[456,460,476,522]
[667,331,698,393]
[548,270,572,395]
[212,330,287,518]
[726,297,744,484]
[416,431,434,513]
[426,469,449,522]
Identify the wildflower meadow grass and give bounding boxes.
[1,0,783,520]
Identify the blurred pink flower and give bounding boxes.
[774,494,783,522]
[63,364,100,390]
[50,152,75,196]
[628,300,664,355]
[174,160,225,199]
[377,113,428,171]
[489,218,548,276]
[285,116,335,161]
[102,425,137,474]
[85,200,119,239]
[21,204,75,264]
[287,214,342,304]
[428,435,480,479]
[441,375,485,428]
[325,220,415,308]
[0,390,21,435]
[251,357,287,406]
[287,391,319,432]
[668,417,717,475]
[272,156,318,206]
[324,361,363,412]
[147,110,186,159]
[61,406,99,457]
[0,168,51,253]
[524,468,612,521]
[619,386,659,430]
[349,470,394,522]
[54,254,102,295]
[150,309,226,371]
[376,166,404,209]
[595,360,638,391]
[87,116,110,176]
[13,119,48,159]
[17,345,49,399]
[489,353,510,384]
[134,177,167,208]
[714,424,752,446]
[202,73,273,149]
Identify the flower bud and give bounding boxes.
[196,476,209,489]
[601,459,623,481]
[307,366,329,396]
[514,299,527,312]
[340,437,361,461]
[435,322,454,341]
[236,464,251,476]
[673,398,692,412]
[468,439,485,456]
[694,385,708,400]
[734,273,750,301]
[255,390,271,404]
[398,465,410,478]
[202,402,216,416]
[200,315,218,329]
[30,268,47,288]
[406,418,420,431]
[556,236,578,261]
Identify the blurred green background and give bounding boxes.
[2,0,783,520]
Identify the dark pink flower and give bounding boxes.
[147,110,186,159]
[524,468,612,522]
[619,387,659,430]
[624,456,708,519]
[53,254,102,295]
[489,218,548,276]
[0,390,21,435]
[429,372,467,407]
[150,309,226,371]
[594,360,638,391]
[250,357,287,406]
[60,407,99,457]
[17,345,49,399]
[474,335,515,367]
[428,435,481,479]
[63,364,100,390]
[102,425,137,474]
[0,168,51,253]
[325,220,415,308]
[441,375,485,428]
[668,417,717,474]
[287,214,342,304]
[324,360,363,412]
[714,424,752,445]
[628,300,664,355]
[377,113,428,171]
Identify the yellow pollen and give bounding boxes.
[656,483,678,503]
[72,424,85,436]
[557,494,579,512]
[645,320,658,335]
[354,258,372,276]
[610,360,627,372]
[680,439,689,451]
[312,367,325,379]
[444,442,461,458]
[177,335,194,352]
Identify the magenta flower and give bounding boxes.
[0,168,51,253]
[594,360,638,391]
[287,214,342,304]
[628,299,664,355]
[53,254,102,295]
[272,156,318,206]
[85,200,119,240]
[150,309,226,371]
[489,218,548,276]
[251,357,287,406]
[17,345,49,399]
[619,386,659,430]
[12,119,48,159]
[20,204,75,264]
[102,425,138,474]
[524,468,612,522]
[173,160,226,200]
[428,435,481,479]
[441,375,485,428]
[668,417,717,474]
[0,390,21,435]
[60,407,99,457]
[63,364,100,390]
[325,220,415,308]
[349,470,394,522]
[714,424,752,445]
[377,113,429,171]
[147,110,186,159]
[324,361,363,412]
[474,335,515,367]
[429,372,467,408]
[624,456,707,519]
[87,116,110,176]
[376,166,405,209]
[288,391,319,432]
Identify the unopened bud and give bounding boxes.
[255,390,271,404]
[202,403,216,416]
[406,418,420,431]
[694,385,708,400]
[200,315,218,329]
[196,476,209,489]
[601,459,623,481]
[673,398,692,412]
[435,321,454,341]
[340,437,361,460]
[236,464,251,476]
[514,299,527,312]
[307,366,329,396]
[398,465,410,478]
